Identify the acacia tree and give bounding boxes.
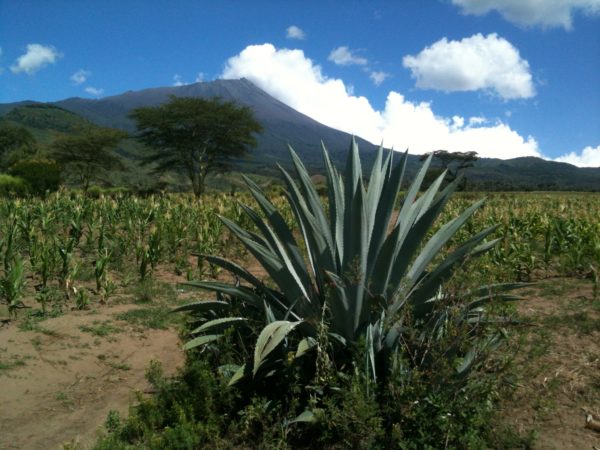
[51,128,127,191]
[130,96,263,197]
[421,149,478,189]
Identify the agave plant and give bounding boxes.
[176,139,519,389]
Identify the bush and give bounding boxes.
[93,359,234,449]
[9,158,61,195]
[0,174,29,197]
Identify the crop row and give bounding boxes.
[0,190,598,317]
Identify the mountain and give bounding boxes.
[1,78,599,190]
[52,78,387,173]
[470,157,600,191]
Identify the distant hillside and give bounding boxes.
[0,103,97,144]
[0,103,156,188]
[470,157,600,191]
[1,78,599,191]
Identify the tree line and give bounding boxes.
[0,96,263,197]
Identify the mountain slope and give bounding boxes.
[471,157,600,190]
[53,78,385,171]
[0,78,598,190]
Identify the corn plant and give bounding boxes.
[0,218,18,272]
[95,248,111,296]
[1,256,27,319]
[176,139,520,401]
[34,237,55,290]
[56,235,76,291]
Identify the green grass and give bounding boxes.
[97,354,130,371]
[18,309,62,336]
[115,306,174,330]
[0,357,26,373]
[129,279,176,304]
[106,361,131,371]
[79,320,121,337]
[543,311,600,335]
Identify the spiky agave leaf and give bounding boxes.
[177,137,512,387]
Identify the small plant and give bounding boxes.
[0,355,27,373]
[35,286,64,314]
[1,256,27,319]
[105,410,121,432]
[74,287,90,310]
[79,320,120,337]
[115,306,172,330]
[94,249,111,296]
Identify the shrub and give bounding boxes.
[0,174,29,197]
[9,158,61,195]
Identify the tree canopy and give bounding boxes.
[0,123,37,169]
[51,127,127,191]
[421,149,479,189]
[129,96,263,197]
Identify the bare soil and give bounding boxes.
[497,278,600,449]
[0,303,184,450]
[1,275,599,449]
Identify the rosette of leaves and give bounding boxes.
[175,138,519,394]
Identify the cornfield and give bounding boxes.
[0,189,598,317]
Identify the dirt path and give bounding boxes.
[0,304,184,450]
[498,278,600,450]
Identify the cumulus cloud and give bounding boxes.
[452,0,600,30]
[173,74,186,86]
[328,46,368,66]
[70,69,90,85]
[402,33,535,100]
[11,44,60,75]
[84,86,103,96]
[286,25,306,40]
[369,71,390,86]
[555,144,600,167]
[174,72,206,85]
[221,43,541,159]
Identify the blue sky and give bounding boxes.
[1,0,599,166]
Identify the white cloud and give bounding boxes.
[221,43,541,159]
[84,86,103,96]
[70,69,90,85]
[173,74,186,86]
[286,25,306,40]
[10,44,60,75]
[452,0,600,30]
[555,145,600,167]
[195,72,205,82]
[402,33,535,100]
[328,46,368,66]
[369,71,390,86]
